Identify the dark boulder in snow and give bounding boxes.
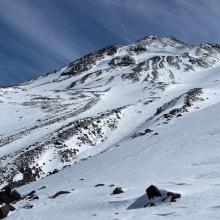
[145,128,153,133]
[94,184,105,187]
[112,187,124,195]
[0,188,11,204]
[146,185,162,199]
[23,204,33,209]
[0,186,22,204]
[167,191,181,202]
[11,189,22,202]
[50,191,70,199]
[128,185,181,209]
[24,190,39,201]
[0,204,15,219]
[145,185,181,207]
[61,45,118,76]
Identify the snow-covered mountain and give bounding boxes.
[1,35,220,219]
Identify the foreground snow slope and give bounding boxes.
[1,36,220,219]
[8,100,220,220]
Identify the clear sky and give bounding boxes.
[1,0,220,86]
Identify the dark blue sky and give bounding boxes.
[1,0,220,86]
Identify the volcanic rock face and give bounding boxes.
[109,55,136,67]
[61,45,119,76]
[0,35,220,189]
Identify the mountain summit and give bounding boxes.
[1,36,220,219]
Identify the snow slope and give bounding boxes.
[1,36,220,219]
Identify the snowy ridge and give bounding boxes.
[1,36,220,219]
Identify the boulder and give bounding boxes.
[50,191,70,199]
[11,190,22,202]
[0,186,22,204]
[23,204,33,209]
[146,185,161,199]
[145,128,153,133]
[167,191,181,202]
[0,189,11,204]
[112,187,124,195]
[24,191,39,201]
[0,204,15,219]
[0,186,23,204]
[145,185,181,207]
[94,184,105,187]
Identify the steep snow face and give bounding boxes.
[1,36,220,219]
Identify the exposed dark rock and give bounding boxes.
[121,72,140,82]
[0,186,22,204]
[59,148,79,163]
[9,168,39,188]
[48,169,59,176]
[38,186,46,190]
[112,187,124,195]
[11,190,22,202]
[0,191,10,204]
[167,191,181,202]
[131,132,146,139]
[145,128,153,133]
[24,191,39,201]
[61,45,119,76]
[94,184,105,187]
[0,204,15,219]
[23,204,33,209]
[109,55,135,67]
[0,106,123,188]
[50,191,70,199]
[25,190,36,197]
[144,202,156,207]
[155,88,203,121]
[143,185,181,208]
[130,45,147,53]
[146,185,162,199]
[30,194,39,200]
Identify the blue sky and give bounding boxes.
[0,0,220,86]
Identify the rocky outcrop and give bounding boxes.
[128,185,181,210]
[145,185,181,207]
[109,55,136,67]
[61,45,119,76]
[156,88,203,120]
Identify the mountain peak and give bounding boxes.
[136,35,188,47]
[1,35,220,220]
